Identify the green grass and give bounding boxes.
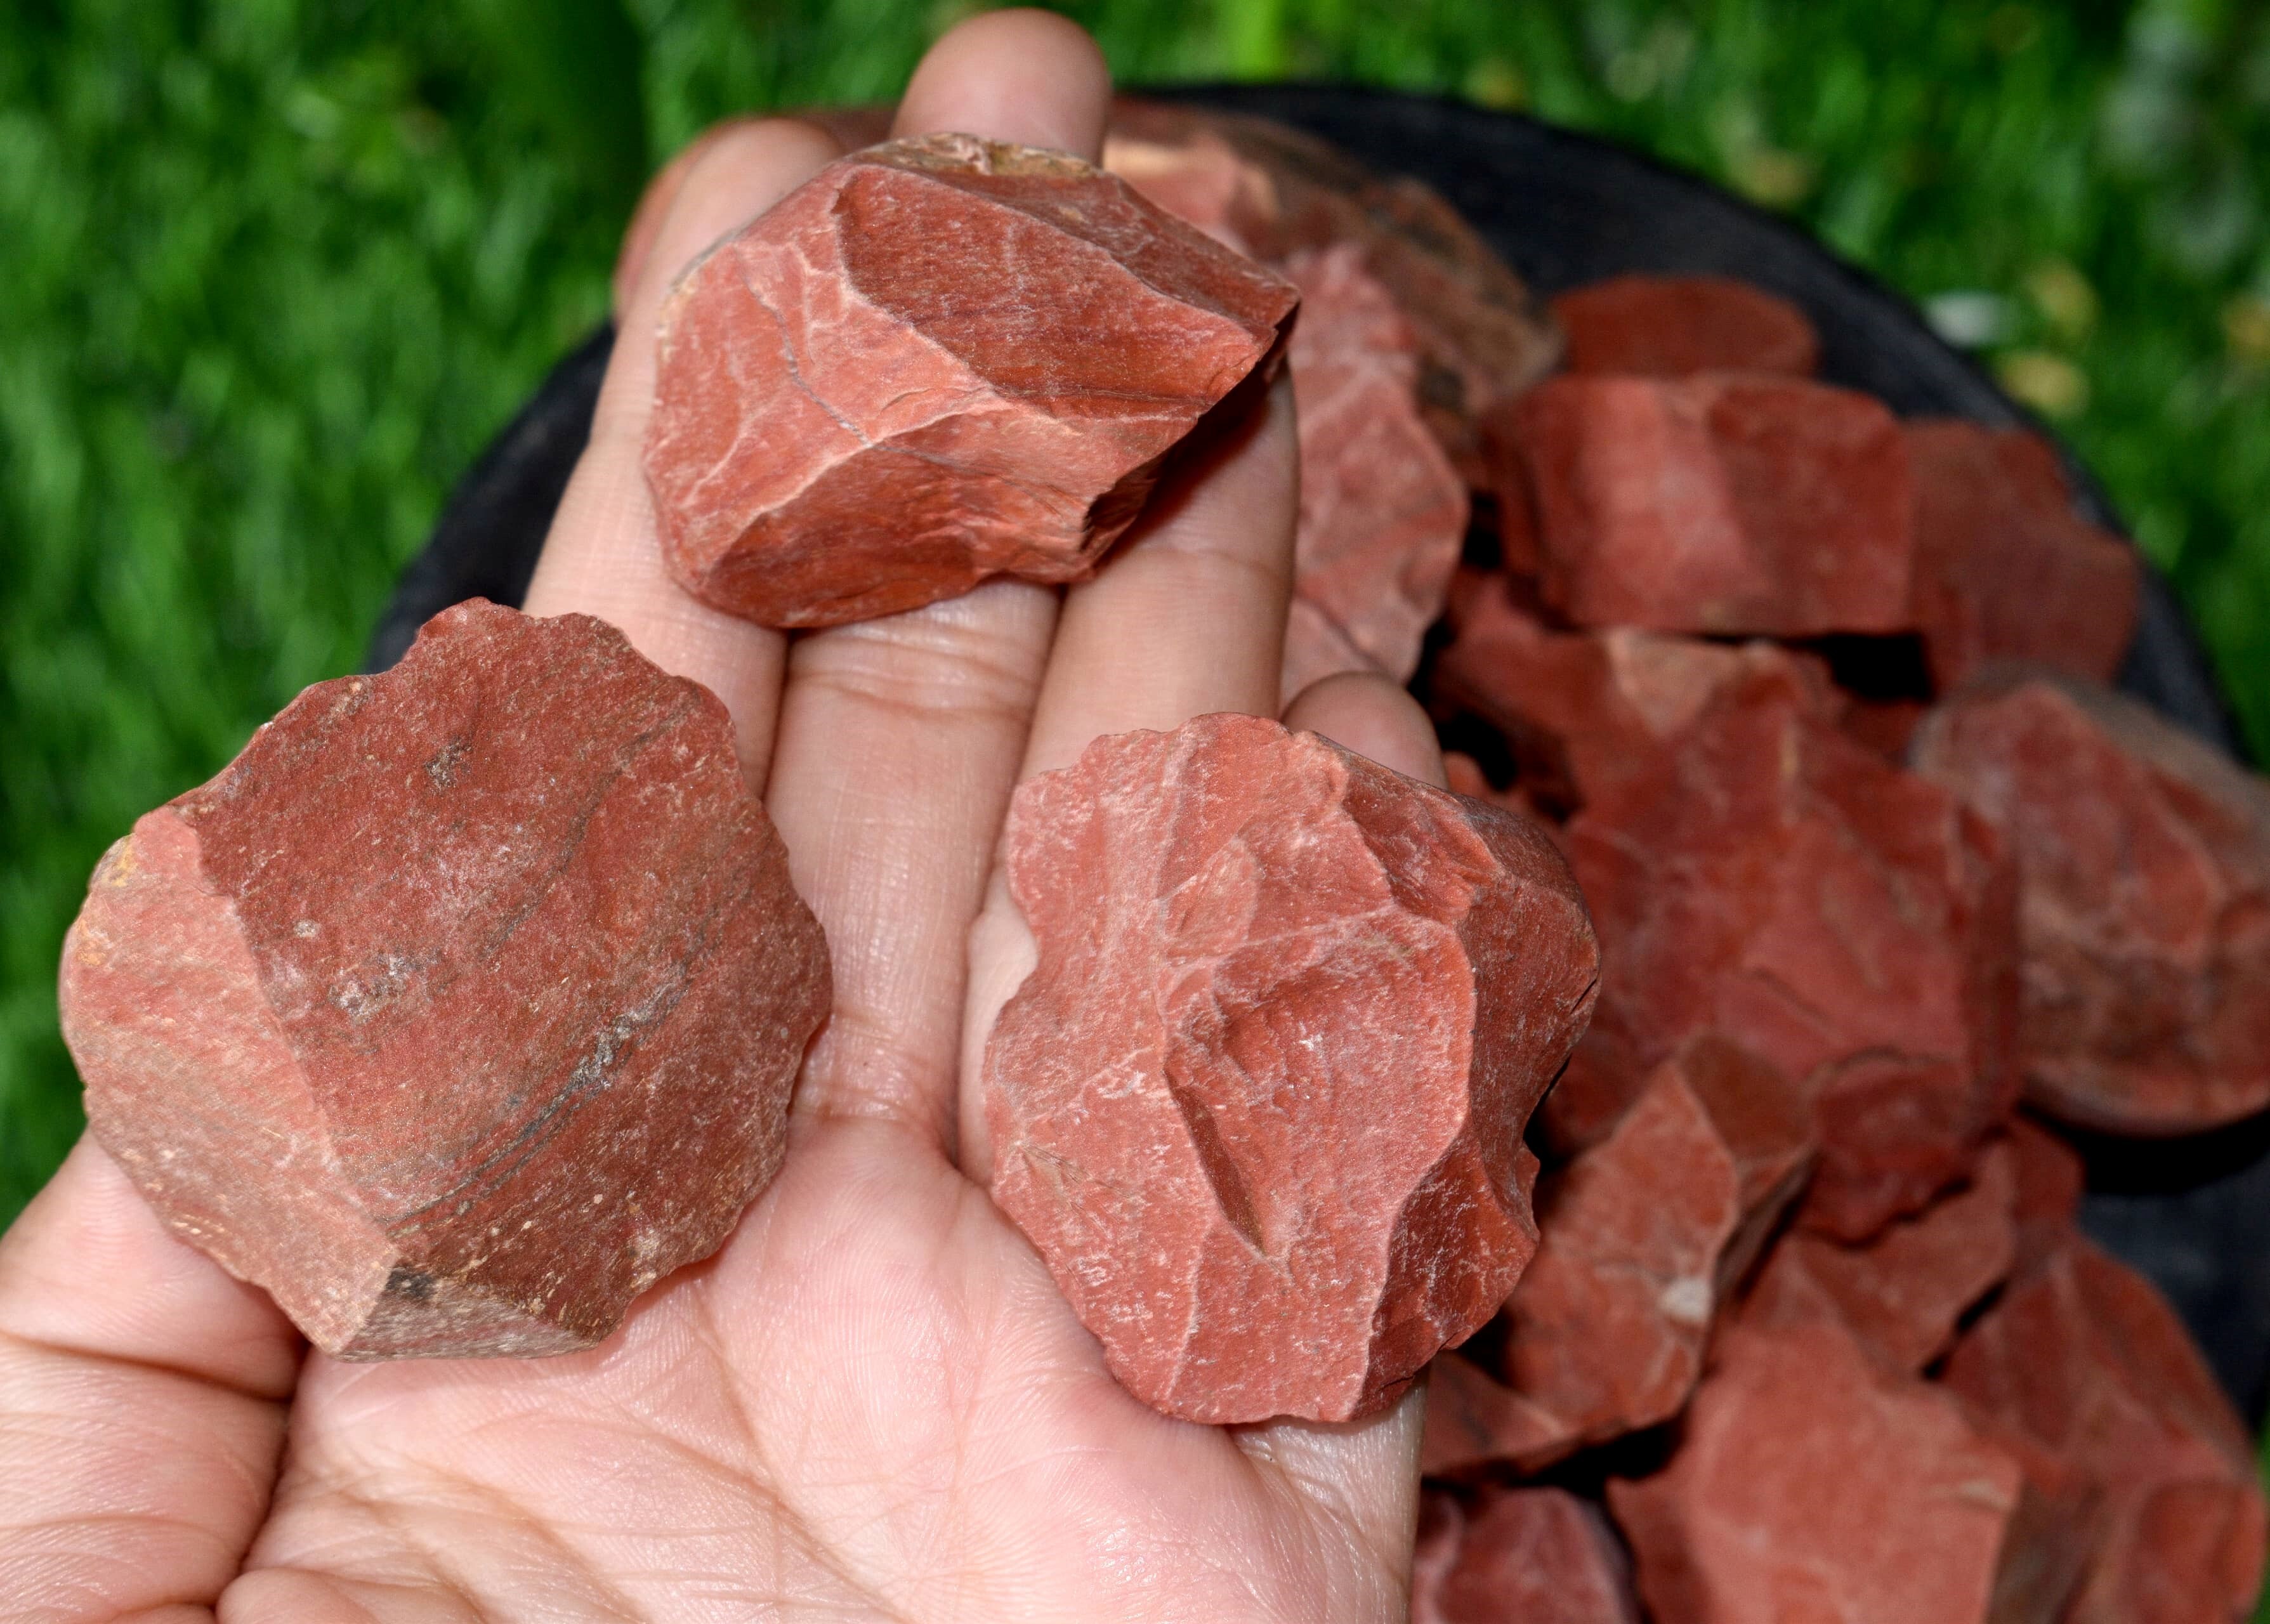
[6,0,2269,1220]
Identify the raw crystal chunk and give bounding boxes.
[1412,1486,1640,1624]
[1278,244,1467,698]
[983,712,1599,1422]
[646,133,1298,628]
[59,602,832,1359]
[1502,374,1914,636]
[1913,671,2270,1134]
[1552,274,1820,379]
[1905,421,2139,690]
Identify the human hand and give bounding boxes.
[0,13,1450,1619]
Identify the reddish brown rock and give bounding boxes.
[1945,1236,2268,1624]
[1552,274,1820,379]
[1105,98,1561,476]
[1500,373,1914,636]
[1840,697,1927,764]
[1906,421,2140,691]
[1913,671,2270,1134]
[1743,1141,2016,1372]
[2006,1115,2085,1267]
[1412,1486,1640,1624]
[1608,1320,2042,1624]
[58,602,831,1359]
[1433,570,1839,816]
[983,712,1599,1423]
[1565,664,2019,1235]
[1425,1037,1811,1473]
[645,133,1298,629]
[1278,244,1467,697]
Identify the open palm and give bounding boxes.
[0,14,1450,1621]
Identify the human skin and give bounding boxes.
[0,13,1452,1620]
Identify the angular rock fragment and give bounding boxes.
[1552,274,1820,379]
[1412,1486,1641,1624]
[1105,98,1561,476]
[1913,671,2270,1134]
[1743,1141,2016,1372]
[984,712,1599,1423]
[2005,1115,2085,1268]
[1608,1320,2045,1624]
[1906,421,2140,691]
[60,601,832,1359]
[646,133,1298,629]
[1278,244,1467,697]
[1945,1236,2268,1624]
[1433,570,1837,816]
[1499,374,1914,636]
[1425,1037,1811,1473]
[1565,664,2019,1234]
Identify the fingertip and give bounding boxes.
[895,8,1113,160]
[612,117,756,320]
[1282,671,1448,787]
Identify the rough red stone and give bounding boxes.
[1906,421,2141,691]
[1278,243,1467,697]
[1105,98,1561,477]
[1552,274,1820,379]
[1424,1036,1811,1473]
[645,133,1298,629]
[1434,570,1839,816]
[2005,1115,2085,1268]
[1913,671,2270,1134]
[1945,1236,2268,1624]
[58,601,831,1359]
[1743,1140,2016,1372]
[983,712,1599,1423]
[1608,1320,2041,1624]
[1565,664,2019,1234]
[1500,373,1915,636]
[1840,697,1926,764]
[1412,1486,1640,1624]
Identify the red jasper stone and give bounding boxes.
[1564,664,2020,1235]
[1412,1486,1640,1624]
[646,133,1297,629]
[1552,274,1820,379]
[1913,671,2270,1134]
[59,602,832,1359]
[1278,244,1467,698]
[1501,373,1914,636]
[1424,1036,1811,1474]
[1743,1140,2016,1372]
[1905,421,2140,691]
[1609,1320,2041,1624]
[983,712,1599,1423]
[1945,1237,2269,1624]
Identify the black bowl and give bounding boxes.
[368,86,2270,1420]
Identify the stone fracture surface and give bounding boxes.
[1434,570,1838,817]
[1905,421,2140,691]
[1913,671,2270,1134]
[1608,1320,2036,1624]
[1502,374,1915,636]
[1742,1141,2016,1373]
[1104,98,1561,476]
[1552,275,1821,379]
[1564,664,2019,1238]
[1945,1236,2268,1624]
[1278,244,1468,698]
[1424,1037,1811,1473]
[983,712,1599,1423]
[1411,1487,1641,1624]
[646,133,1299,629]
[59,601,832,1358]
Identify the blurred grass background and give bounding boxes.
[5,0,2270,1245]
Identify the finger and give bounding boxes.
[0,1136,299,1613]
[763,10,1113,1151]
[524,117,842,789]
[1281,669,1448,787]
[959,369,1299,1183]
[611,117,760,319]
[1235,1382,1429,1590]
